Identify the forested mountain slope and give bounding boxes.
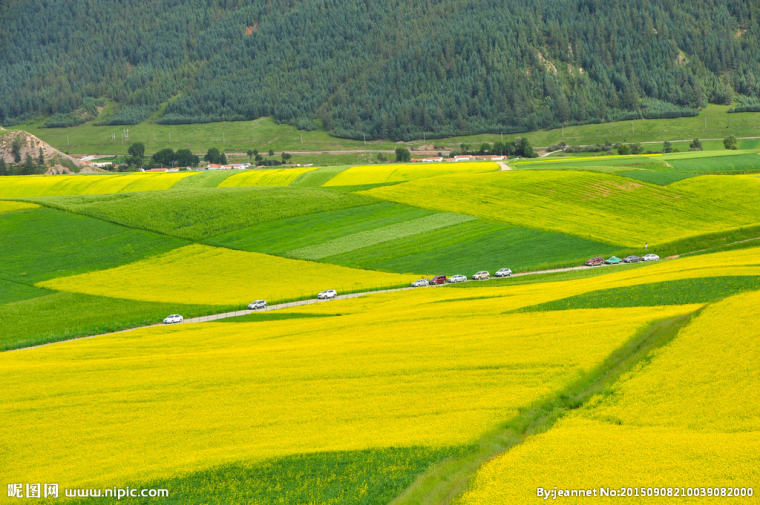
[1,0,758,140]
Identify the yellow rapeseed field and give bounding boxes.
[0,293,695,492]
[37,243,416,305]
[110,172,198,192]
[363,171,760,246]
[416,246,760,314]
[457,290,760,504]
[0,200,39,213]
[0,172,198,198]
[323,161,499,186]
[218,167,318,187]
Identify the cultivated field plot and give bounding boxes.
[323,162,499,187]
[0,200,38,213]
[458,290,760,504]
[615,170,700,186]
[512,154,665,172]
[322,219,619,274]
[38,244,415,305]
[207,202,438,255]
[289,165,351,187]
[286,213,476,260]
[217,167,318,187]
[207,202,619,274]
[0,172,197,198]
[26,187,376,240]
[364,170,760,246]
[0,293,693,497]
[0,206,186,284]
[667,152,760,173]
[170,169,245,188]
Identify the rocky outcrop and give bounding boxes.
[0,130,82,170]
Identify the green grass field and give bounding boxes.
[0,207,186,283]
[171,169,245,188]
[0,292,209,350]
[290,165,351,187]
[26,187,376,241]
[615,170,700,185]
[517,276,760,312]
[322,219,619,275]
[0,278,52,305]
[287,213,476,261]
[207,202,437,254]
[667,152,760,172]
[7,104,760,158]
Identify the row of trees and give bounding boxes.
[613,136,738,154]
[114,144,293,170]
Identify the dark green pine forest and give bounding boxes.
[1,0,758,140]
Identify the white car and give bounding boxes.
[495,268,512,277]
[447,275,467,283]
[472,271,490,280]
[317,289,337,299]
[163,314,183,324]
[642,254,660,261]
[411,279,429,287]
[248,300,267,310]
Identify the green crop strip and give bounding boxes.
[0,207,187,284]
[288,213,477,260]
[516,276,760,313]
[322,219,619,275]
[25,187,377,241]
[37,447,469,505]
[207,202,435,254]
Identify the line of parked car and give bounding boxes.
[410,253,661,289]
[585,254,659,266]
[164,254,662,323]
[411,268,513,287]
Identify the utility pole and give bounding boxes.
[363,134,366,146]
[67,135,70,147]
[500,131,503,142]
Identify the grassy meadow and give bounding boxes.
[26,187,377,240]
[7,104,760,157]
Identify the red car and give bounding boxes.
[430,275,447,285]
[585,257,604,266]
